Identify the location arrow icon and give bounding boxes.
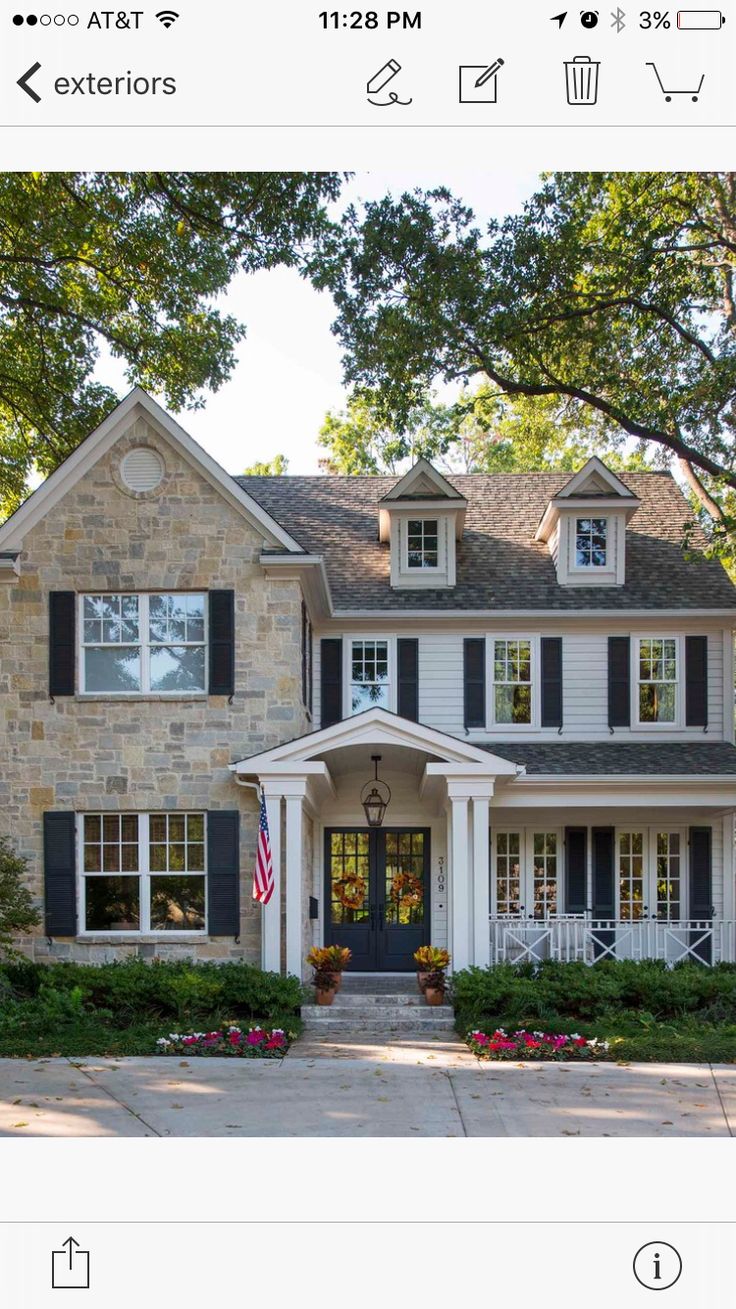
[551,11,568,25]
[18,61,41,102]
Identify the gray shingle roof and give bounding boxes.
[484,741,736,775]
[237,471,736,611]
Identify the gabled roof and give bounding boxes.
[379,458,465,503]
[555,456,638,500]
[484,741,736,776]
[0,387,305,555]
[241,470,736,612]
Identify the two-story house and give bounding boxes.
[2,388,736,977]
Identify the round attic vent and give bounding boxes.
[120,447,164,493]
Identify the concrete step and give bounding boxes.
[330,993,429,1008]
[339,977,419,995]
[298,1024,459,1040]
[302,1002,455,1029]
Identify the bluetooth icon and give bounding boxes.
[611,6,626,29]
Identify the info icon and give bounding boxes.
[633,1242,682,1291]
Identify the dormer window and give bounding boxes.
[407,519,439,570]
[575,517,608,569]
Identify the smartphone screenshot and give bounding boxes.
[0,1,734,1303]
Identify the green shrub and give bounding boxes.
[0,837,40,960]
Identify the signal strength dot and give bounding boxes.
[156,9,179,27]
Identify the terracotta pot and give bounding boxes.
[316,986,337,1006]
[424,986,446,1007]
[330,972,343,991]
[417,970,430,993]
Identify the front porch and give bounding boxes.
[230,708,736,978]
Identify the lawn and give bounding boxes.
[0,958,304,1058]
[451,960,736,1063]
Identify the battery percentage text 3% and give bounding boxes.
[640,10,672,25]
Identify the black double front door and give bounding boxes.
[324,828,430,971]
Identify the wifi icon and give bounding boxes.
[156,9,179,27]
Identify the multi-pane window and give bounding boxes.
[575,517,608,568]
[495,832,522,916]
[329,830,370,925]
[81,593,206,694]
[638,637,677,723]
[81,813,206,933]
[407,519,439,569]
[532,832,558,918]
[655,831,681,922]
[619,831,645,921]
[350,639,389,713]
[493,639,532,724]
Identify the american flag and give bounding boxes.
[252,789,274,905]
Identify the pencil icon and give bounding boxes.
[474,57,504,88]
[367,59,401,95]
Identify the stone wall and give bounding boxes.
[1,413,309,963]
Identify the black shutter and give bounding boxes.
[49,591,76,697]
[464,638,486,729]
[686,636,708,728]
[207,810,240,935]
[397,638,419,721]
[320,638,343,728]
[44,811,76,936]
[591,826,616,959]
[689,825,713,963]
[565,827,587,913]
[541,637,563,729]
[608,636,631,728]
[208,590,235,696]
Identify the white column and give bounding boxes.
[285,786,307,979]
[262,787,282,973]
[472,790,492,968]
[722,813,735,926]
[449,788,471,971]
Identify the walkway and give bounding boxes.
[0,1047,734,1137]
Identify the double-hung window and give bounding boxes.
[81,812,206,933]
[493,638,533,724]
[407,519,439,569]
[575,517,608,568]
[349,639,390,713]
[637,637,677,723]
[81,593,206,693]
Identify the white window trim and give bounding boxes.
[344,634,396,718]
[487,633,540,732]
[77,811,208,936]
[402,517,443,574]
[571,516,609,573]
[78,591,208,696]
[491,826,563,918]
[631,633,683,729]
[614,825,689,921]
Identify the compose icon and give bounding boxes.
[459,58,505,103]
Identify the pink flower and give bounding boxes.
[182,1036,197,1045]
[265,1034,286,1049]
[247,1029,265,1045]
[228,1031,241,1046]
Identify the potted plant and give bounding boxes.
[306,946,346,1005]
[413,946,450,993]
[323,944,351,990]
[424,967,448,1007]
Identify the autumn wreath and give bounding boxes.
[389,871,424,908]
[333,874,368,911]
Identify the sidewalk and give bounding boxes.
[0,1047,733,1137]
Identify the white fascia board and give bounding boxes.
[0,387,303,555]
[556,457,638,500]
[380,457,465,503]
[326,608,736,623]
[498,775,736,808]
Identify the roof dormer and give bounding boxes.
[535,457,641,588]
[379,458,467,590]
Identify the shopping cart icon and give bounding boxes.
[646,61,704,101]
[564,55,600,104]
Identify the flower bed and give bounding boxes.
[155,1025,290,1057]
[467,1028,610,1061]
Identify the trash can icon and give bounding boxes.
[565,55,600,105]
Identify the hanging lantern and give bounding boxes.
[361,754,391,828]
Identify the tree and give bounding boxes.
[318,383,654,475]
[243,454,289,475]
[0,837,40,960]
[314,173,736,542]
[0,171,343,517]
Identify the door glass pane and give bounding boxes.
[495,832,521,915]
[330,830,370,924]
[655,831,681,922]
[619,831,645,921]
[532,832,557,918]
[385,830,425,926]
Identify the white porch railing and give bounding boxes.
[489,916,736,967]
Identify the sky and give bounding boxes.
[95,170,539,477]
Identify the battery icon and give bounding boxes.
[677,9,725,26]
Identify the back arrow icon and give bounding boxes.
[18,61,41,102]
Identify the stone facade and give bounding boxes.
[1,414,309,963]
